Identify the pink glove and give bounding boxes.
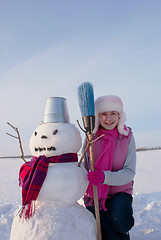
[87,168,105,185]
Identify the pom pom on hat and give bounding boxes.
[93,95,128,136]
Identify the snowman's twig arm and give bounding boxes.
[76,120,87,133]
[77,120,89,167]
[6,122,27,162]
[91,134,104,143]
[78,139,90,167]
[77,120,104,166]
[6,132,18,139]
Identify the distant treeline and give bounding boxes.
[136,146,161,152]
[0,155,32,159]
[0,147,161,159]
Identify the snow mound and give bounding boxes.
[131,191,161,240]
[10,202,97,240]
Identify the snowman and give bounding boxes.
[10,97,97,240]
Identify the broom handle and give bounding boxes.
[89,118,102,240]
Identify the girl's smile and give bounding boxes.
[99,111,119,130]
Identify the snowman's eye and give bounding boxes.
[53,130,58,135]
[34,131,37,136]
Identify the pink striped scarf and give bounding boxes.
[84,127,119,211]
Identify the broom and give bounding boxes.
[78,82,102,240]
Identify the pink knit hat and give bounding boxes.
[93,95,128,136]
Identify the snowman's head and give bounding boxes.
[29,123,82,157]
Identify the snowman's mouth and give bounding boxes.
[35,146,56,152]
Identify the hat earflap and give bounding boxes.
[93,110,100,134]
[117,112,128,136]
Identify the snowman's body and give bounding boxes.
[10,123,97,240]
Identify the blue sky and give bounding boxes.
[0,0,161,156]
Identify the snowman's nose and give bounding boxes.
[41,135,48,139]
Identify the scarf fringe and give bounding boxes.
[83,195,107,211]
[18,201,35,221]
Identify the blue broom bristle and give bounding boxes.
[77,82,95,117]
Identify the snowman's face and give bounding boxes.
[29,123,82,157]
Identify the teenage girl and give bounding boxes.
[83,95,136,240]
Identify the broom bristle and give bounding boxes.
[77,82,95,117]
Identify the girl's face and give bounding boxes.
[99,111,119,130]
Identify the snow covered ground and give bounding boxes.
[0,150,161,240]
